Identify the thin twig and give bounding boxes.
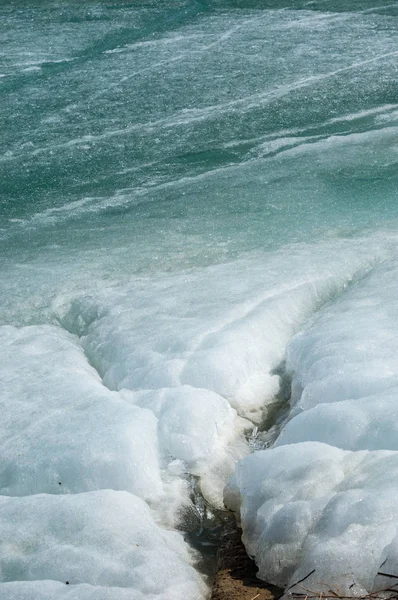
[377,572,398,580]
[287,569,317,592]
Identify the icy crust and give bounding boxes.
[0,325,164,501]
[225,443,398,595]
[0,490,206,598]
[0,329,241,598]
[1,237,396,595]
[58,237,390,424]
[0,326,208,597]
[49,236,391,510]
[280,260,398,450]
[225,260,398,595]
[0,581,168,600]
[128,385,249,508]
[0,324,249,513]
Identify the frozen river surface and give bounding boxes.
[2,1,398,598]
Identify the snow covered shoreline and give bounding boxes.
[3,2,398,595]
[225,259,398,597]
[3,232,398,598]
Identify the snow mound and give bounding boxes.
[61,238,388,423]
[0,325,164,502]
[225,442,398,596]
[3,237,398,596]
[0,491,206,598]
[226,259,398,595]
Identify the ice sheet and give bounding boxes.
[226,260,398,595]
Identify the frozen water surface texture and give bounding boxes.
[2,0,398,597]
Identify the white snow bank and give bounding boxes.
[128,385,249,507]
[0,490,206,598]
[225,442,398,595]
[2,235,398,596]
[0,323,249,512]
[0,324,212,598]
[59,236,392,424]
[279,260,398,451]
[0,325,164,503]
[0,582,149,600]
[226,259,398,595]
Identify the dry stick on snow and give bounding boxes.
[290,585,398,600]
[287,570,317,593]
[276,567,398,600]
[289,574,398,600]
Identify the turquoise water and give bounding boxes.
[2,1,398,273]
[2,1,398,596]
